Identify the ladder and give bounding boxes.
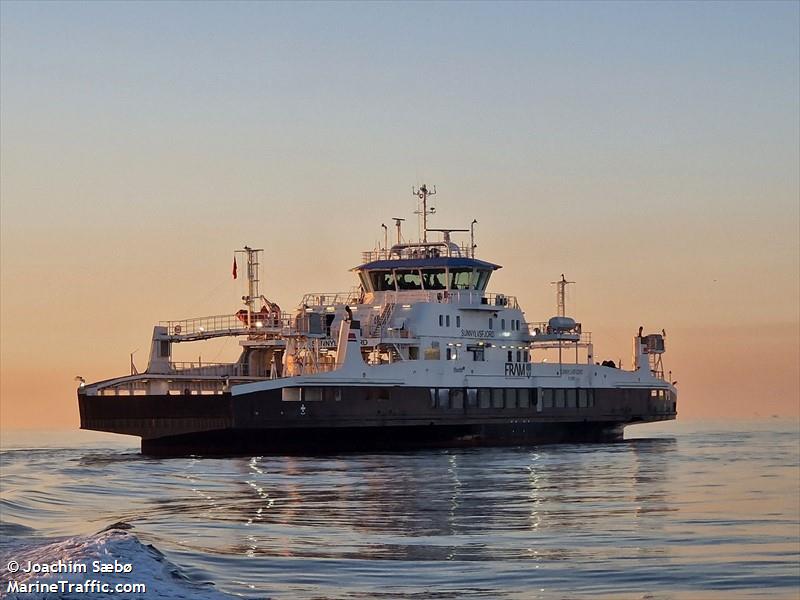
[370,302,395,337]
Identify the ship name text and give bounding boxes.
[504,363,532,377]
[461,329,494,338]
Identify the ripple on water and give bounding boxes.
[0,420,798,599]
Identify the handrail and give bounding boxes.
[300,290,361,307]
[299,290,518,309]
[170,361,245,376]
[160,312,293,339]
[360,242,473,263]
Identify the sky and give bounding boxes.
[1,1,798,429]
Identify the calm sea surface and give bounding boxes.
[1,420,798,599]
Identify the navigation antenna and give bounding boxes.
[391,217,405,245]
[551,274,575,317]
[412,184,436,243]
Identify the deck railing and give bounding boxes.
[360,243,473,263]
[304,290,518,309]
[300,290,362,307]
[160,312,293,339]
[170,361,245,377]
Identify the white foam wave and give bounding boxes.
[0,528,240,599]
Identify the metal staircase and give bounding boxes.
[369,302,395,337]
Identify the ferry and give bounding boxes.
[77,185,677,455]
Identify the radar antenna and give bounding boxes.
[551,274,575,317]
[412,184,436,243]
[391,217,405,245]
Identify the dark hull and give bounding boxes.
[79,384,676,456]
[139,421,630,456]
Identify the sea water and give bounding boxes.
[1,420,798,599]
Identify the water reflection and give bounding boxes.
[134,439,680,566]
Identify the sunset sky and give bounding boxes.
[1,1,798,429]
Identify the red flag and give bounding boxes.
[232,256,238,279]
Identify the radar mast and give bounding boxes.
[412,184,436,242]
[551,274,575,317]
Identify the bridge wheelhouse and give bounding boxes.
[354,257,501,294]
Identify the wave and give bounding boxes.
[0,524,249,599]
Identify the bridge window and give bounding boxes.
[395,270,422,290]
[446,315,451,327]
[507,350,513,362]
[518,389,530,408]
[578,389,588,408]
[479,388,491,408]
[501,318,506,330]
[555,389,566,408]
[439,315,443,326]
[467,388,478,407]
[449,269,474,290]
[543,389,553,408]
[456,315,461,327]
[369,271,396,291]
[475,270,490,291]
[422,269,447,290]
[489,318,493,329]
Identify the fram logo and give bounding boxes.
[504,363,531,377]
